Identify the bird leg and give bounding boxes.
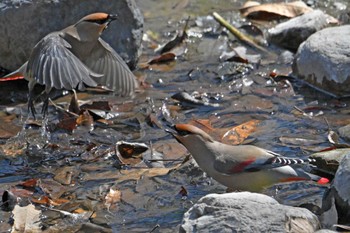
[41,93,50,117]
[28,90,37,119]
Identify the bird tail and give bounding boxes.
[0,62,27,81]
[293,168,330,184]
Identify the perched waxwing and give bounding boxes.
[4,12,138,117]
[170,124,328,192]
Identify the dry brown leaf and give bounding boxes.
[80,101,111,111]
[19,179,38,188]
[53,167,75,185]
[68,90,80,114]
[187,119,260,144]
[9,187,33,198]
[56,113,78,132]
[0,113,21,139]
[179,186,188,197]
[240,1,313,20]
[221,119,260,145]
[105,188,121,211]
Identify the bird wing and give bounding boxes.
[26,32,100,93]
[212,145,313,174]
[83,38,138,96]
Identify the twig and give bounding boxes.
[212,12,269,53]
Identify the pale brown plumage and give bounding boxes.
[171,124,325,192]
[8,13,138,117]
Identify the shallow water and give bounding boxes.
[1,0,349,232]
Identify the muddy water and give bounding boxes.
[1,0,350,232]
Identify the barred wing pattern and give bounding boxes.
[26,32,99,93]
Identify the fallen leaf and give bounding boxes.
[0,113,21,139]
[9,187,33,198]
[220,46,261,64]
[115,141,149,166]
[19,179,38,188]
[221,119,260,145]
[53,167,75,185]
[56,113,78,132]
[158,17,189,54]
[187,119,260,144]
[37,179,67,199]
[11,204,41,233]
[80,101,111,111]
[105,188,121,211]
[76,110,94,129]
[148,53,176,65]
[240,1,313,20]
[178,186,188,197]
[68,90,80,114]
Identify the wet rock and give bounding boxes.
[315,230,338,233]
[331,154,350,224]
[292,25,350,97]
[338,124,350,141]
[77,222,112,233]
[268,10,331,51]
[180,192,320,233]
[310,149,350,175]
[0,0,143,71]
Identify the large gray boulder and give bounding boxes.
[180,192,320,233]
[268,10,331,51]
[0,0,143,71]
[331,154,350,224]
[292,25,350,97]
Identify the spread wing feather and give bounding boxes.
[84,38,138,96]
[26,32,100,93]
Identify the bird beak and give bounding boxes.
[164,124,184,144]
[108,14,118,22]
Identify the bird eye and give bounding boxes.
[175,129,192,136]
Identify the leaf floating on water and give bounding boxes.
[105,188,121,211]
[20,179,38,188]
[117,141,149,158]
[76,110,94,130]
[220,46,261,64]
[11,204,41,233]
[56,112,78,132]
[221,119,260,145]
[53,166,75,185]
[240,1,313,20]
[158,17,189,54]
[178,186,188,198]
[0,112,21,139]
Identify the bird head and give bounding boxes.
[167,124,214,146]
[74,13,118,41]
